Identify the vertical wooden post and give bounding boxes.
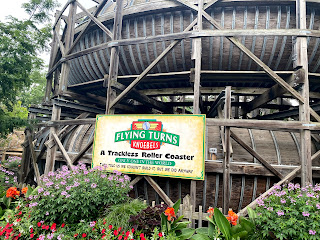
[59,0,77,93]
[295,0,312,186]
[106,0,124,114]
[45,2,76,174]
[44,105,61,174]
[223,86,232,214]
[45,11,60,102]
[190,0,203,227]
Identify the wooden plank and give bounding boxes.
[206,119,320,132]
[144,176,174,207]
[52,1,71,30]
[72,139,93,164]
[27,131,41,185]
[230,130,284,179]
[130,176,143,186]
[76,1,113,39]
[205,160,320,177]
[238,149,320,217]
[54,29,66,57]
[108,19,198,110]
[222,87,232,214]
[52,132,74,169]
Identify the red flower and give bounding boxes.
[108,225,113,230]
[61,223,66,228]
[131,228,135,233]
[30,233,34,238]
[37,222,41,227]
[16,218,21,222]
[114,230,119,236]
[158,232,163,237]
[118,236,123,240]
[45,225,49,230]
[207,207,214,218]
[102,235,106,239]
[102,229,106,234]
[140,233,144,237]
[126,231,130,237]
[51,223,56,230]
[164,207,176,221]
[18,211,22,215]
[82,233,87,238]
[30,228,33,233]
[74,233,78,237]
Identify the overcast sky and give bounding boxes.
[0,0,95,65]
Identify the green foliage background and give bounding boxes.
[0,0,59,137]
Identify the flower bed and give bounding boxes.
[1,162,320,240]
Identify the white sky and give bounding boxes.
[0,0,95,65]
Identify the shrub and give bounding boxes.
[253,183,320,240]
[129,203,168,235]
[27,164,132,224]
[103,199,147,231]
[2,156,21,169]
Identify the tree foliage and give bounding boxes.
[0,0,59,137]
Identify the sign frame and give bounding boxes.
[92,114,206,180]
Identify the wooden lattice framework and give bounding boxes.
[19,0,320,221]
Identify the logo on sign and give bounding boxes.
[114,119,180,150]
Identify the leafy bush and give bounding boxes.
[103,199,147,231]
[129,203,168,235]
[27,164,132,224]
[2,156,21,169]
[253,183,320,240]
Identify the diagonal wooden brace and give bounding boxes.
[52,132,74,169]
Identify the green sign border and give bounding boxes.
[92,114,206,180]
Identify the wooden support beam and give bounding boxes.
[106,0,124,114]
[26,130,41,185]
[52,0,71,30]
[207,90,225,117]
[54,29,66,57]
[206,119,320,132]
[144,176,174,207]
[230,130,284,179]
[72,139,94,164]
[52,132,74,169]
[246,69,304,112]
[130,176,143,186]
[59,1,77,93]
[108,19,198,110]
[76,1,113,39]
[190,0,203,226]
[110,81,171,113]
[44,104,61,175]
[295,0,312,186]
[223,86,231,214]
[238,149,320,217]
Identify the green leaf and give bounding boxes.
[25,185,34,198]
[208,221,215,238]
[230,224,245,235]
[172,215,184,225]
[239,217,254,233]
[173,199,181,215]
[213,208,231,240]
[2,196,11,208]
[177,228,196,240]
[196,227,208,235]
[231,230,248,240]
[171,222,189,231]
[190,234,210,240]
[246,207,257,223]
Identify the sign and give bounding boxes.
[92,115,205,180]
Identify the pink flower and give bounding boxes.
[302,212,310,217]
[277,211,284,216]
[309,230,316,235]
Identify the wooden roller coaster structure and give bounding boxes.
[20,0,320,220]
